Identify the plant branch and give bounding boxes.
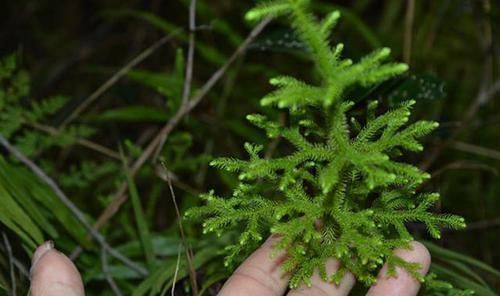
[27,122,121,160]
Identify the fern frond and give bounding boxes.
[188,1,466,290]
[319,11,341,38]
[261,76,324,109]
[245,0,293,21]
[209,158,248,172]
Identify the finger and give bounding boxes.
[30,241,85,296]
[366,241,431,296]
[218,235,290,296]
[287,258,355,296]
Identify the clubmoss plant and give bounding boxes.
[186,0,466,288]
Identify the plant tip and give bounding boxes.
[245,11,258,21]
[381,47,391,55]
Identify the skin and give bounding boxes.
[29,237,430,296]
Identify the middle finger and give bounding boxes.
[287,258,356,296]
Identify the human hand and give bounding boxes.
[29,236,430,296]
[218,235,431,296]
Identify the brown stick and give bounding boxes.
[403,0,415,65]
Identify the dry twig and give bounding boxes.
[60,31,182,128]
[161,161,198,295]
[101,249,123,296]
[182,0,197,107]
[403,0,415,65]
[27,122,120,160]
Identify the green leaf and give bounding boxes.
[106,9,225,65]
[384,74,446,107]
[423,241,500,278]
[117,236,184,258]
[249,28,309,54]
[441,259,490,288]
[431,263,496,296]
[122,152,155,270]
[106,9,182,36]
[0,173,43,249]
[0,160,58,238]
[127,69,183,100]
[245,0,292,21]
[93,106,169,123]
[132,244,220,296]
[0,156,91,248]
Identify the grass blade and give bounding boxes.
[423,241,500,277]
[121,151,155,269]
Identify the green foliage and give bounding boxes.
[423,241,500,295]
[0,0,498,294]
[188,0,466,290]
[0,155,89,249]
[421,273,474,296]
[0,56,93,250]
[122,152,155,270]
[0,54,94,157]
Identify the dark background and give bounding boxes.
[0,0,498,295]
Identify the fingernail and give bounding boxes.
[30,241,54,278]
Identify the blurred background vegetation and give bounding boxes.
[0,0,498,295]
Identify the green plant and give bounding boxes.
[421,273,474,296]
[0,55,95,158]
[187,0,466,290]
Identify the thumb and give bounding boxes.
[30,241,85,296]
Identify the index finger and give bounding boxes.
[366,241,431,296]
[218,236,290,296]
